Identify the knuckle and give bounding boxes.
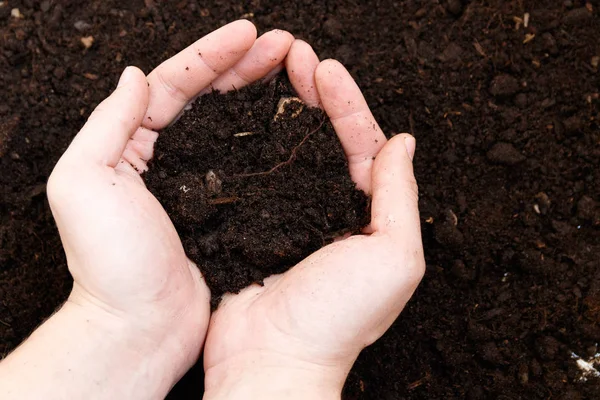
[46,167,68,204]
[405,176,419,203]
[381,234,425,287]
[410,248,426,283]
[155,68,188,103]
[88,104,133,135]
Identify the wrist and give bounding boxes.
[60,287,207,397]
[58,299,185,396]
[0,297,197,399]
[66,281,208,385]
[203,350,350,400]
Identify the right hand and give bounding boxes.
[203,41,425,399]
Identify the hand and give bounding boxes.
[0,21,296,400]
[203,41,425,399]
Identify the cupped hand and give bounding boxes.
[47,20,295,384]
[203,41,425,399]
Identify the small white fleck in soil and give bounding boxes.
[571,351,600,382]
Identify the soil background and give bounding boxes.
[1,1,600,399]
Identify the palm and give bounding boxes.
[57,166,204,318]
[206,235,416,364]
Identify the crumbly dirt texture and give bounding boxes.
[143,77,369,303]
[1,1,600,399]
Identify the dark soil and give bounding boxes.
[143,77,369,303]
[1,1,600,399]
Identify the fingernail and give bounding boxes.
[404,135,416,161]
[117,66,135,88]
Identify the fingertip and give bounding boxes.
[209,28,295,94]
[315,59,346,85]
[267,29,295,46]
[372,134,417,205]
[229,19,258,43]
[290,38,316,54]
[375,134,414,167]
[67,65,150,167]
[314,59,357,108]
[286,39,320,107]
[399,133,416,161]
[116,66,149,112]
[117,66,147,89]
[371,135,420,236]
[259,29,295,61]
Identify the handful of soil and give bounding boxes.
[144,75,369,303]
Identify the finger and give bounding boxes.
[315,59,387,193]
[116,126,159,175]
[370,134,420,240]
[65,66,149,167]
[262,63,285,82]
[209,29,294,93]
[286,40,321,107]
[144,20,257,129]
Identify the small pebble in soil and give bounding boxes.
[446,0,463,15]
[534,192,551,215]
[577,196,597,220]
[40,1,51,12]
[11,8,22,18]
[74,20,92,32]
[514,93,528,108]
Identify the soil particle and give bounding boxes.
[438,42,463,63]
[445,0,463,16]
[40,1,51,13]
[489,74,520,97]
[577,196,598,221]
[535,336,561,361]
[486,142,526,165]
[74,20,92,32]
[514,93,528,108]
[563,8,592,25]
[450,259,474,281]
[480,341,504,365]
[323,18,343,40]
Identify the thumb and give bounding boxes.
[63,66,149,167]
[370,134,421,245]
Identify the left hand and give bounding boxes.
[44,21,295,394]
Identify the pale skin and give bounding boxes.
[0,20,424,400]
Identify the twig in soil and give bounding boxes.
[234,119,325,178]
[0,319,11,328]
[408,110,415,136]
[207,190,273,205]
[407,372,430,390]
[37,28,57,55]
